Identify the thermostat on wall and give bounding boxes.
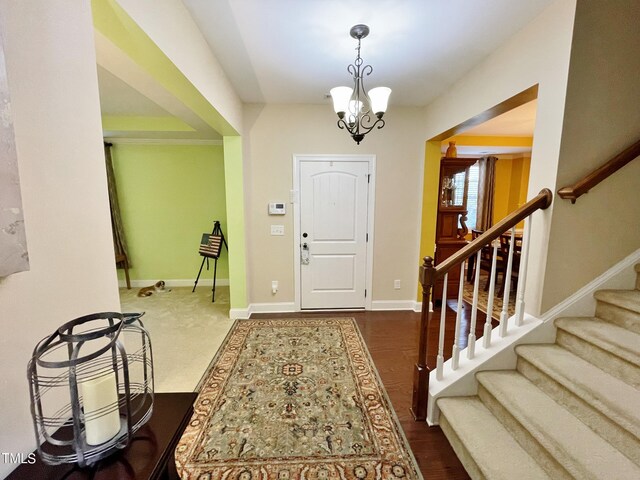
[268,202,286,215]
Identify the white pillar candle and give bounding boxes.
[81,372,121,445]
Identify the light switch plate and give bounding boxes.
[271,225,284,236]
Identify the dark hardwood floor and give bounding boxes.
[253,301,494,480]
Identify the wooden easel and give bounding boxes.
[192,221,228,302]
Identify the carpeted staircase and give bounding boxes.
[437,264,640,479]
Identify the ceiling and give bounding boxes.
[181,0,554,107]
[98,66,170,117]
[447,100,538,155]
[462,100,537,137]
[97,0,552,140]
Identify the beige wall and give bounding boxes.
[0,2,120,477]
[243,104,425,305]
[542,0,640,310]
[114,0,243,134]
[421,0,577,315]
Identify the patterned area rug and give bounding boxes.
[175,318,422,480]
[462,273,515,320]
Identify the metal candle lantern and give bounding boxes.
[27,312,154,467]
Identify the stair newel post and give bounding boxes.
[411,256,436,421]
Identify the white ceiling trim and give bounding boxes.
[106,137,223,146]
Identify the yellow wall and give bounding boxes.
[417,141,442,299]
[417,140,532,300]
[493,155,531,225]
[443,135,533,149]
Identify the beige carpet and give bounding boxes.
[438,281,640,479]
[119,286,234,393]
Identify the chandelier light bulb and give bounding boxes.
[330,86,353,116]
[369,87,392,116]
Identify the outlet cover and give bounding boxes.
[394,279,401,289]
[271,225,284,236]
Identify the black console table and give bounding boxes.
[6,392,197,480]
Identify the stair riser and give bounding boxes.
[516,357,640,465]
[439,413,487,480]
[595,301,640,334]
[555,329,640,388]
[477,384,573,480]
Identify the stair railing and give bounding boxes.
[557,138,640,203]
[411,188,553,421]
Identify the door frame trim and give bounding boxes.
[292,154,376,311]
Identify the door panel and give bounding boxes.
[311,255,356,291]
[300,160,369,309]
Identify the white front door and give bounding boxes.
[299,159,370,309]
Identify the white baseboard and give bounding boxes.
[118,278,230,289]
[425,247,640,425]
[249,302,296,314]
[540,247,640,321]
[234,300,420,318]
[412,301,433,312]
[228,302,296,320]
[229,307,251,320]
[371,300,419,311]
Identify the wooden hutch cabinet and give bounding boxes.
[433,156,479,303]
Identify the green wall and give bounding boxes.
[222,136,247,309]
[113,143,228,282]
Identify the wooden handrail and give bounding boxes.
[410,188,553,421]
[558,139,640,203]
[434,188,553,276]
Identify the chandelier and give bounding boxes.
[330,24,391,145]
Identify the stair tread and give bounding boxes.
[515,344,640,438]
[477,370,640,479]
[438,396,553,480]
[594,289,640,314]
[555,317,640,367]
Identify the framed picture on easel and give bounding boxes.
[192,221,228,302]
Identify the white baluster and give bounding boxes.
[483,241,499,349]
[515,219,531,326]
[499,228,516,338]
[452,262,465,370]
[436,273,448,380]
[467,250,481,359]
